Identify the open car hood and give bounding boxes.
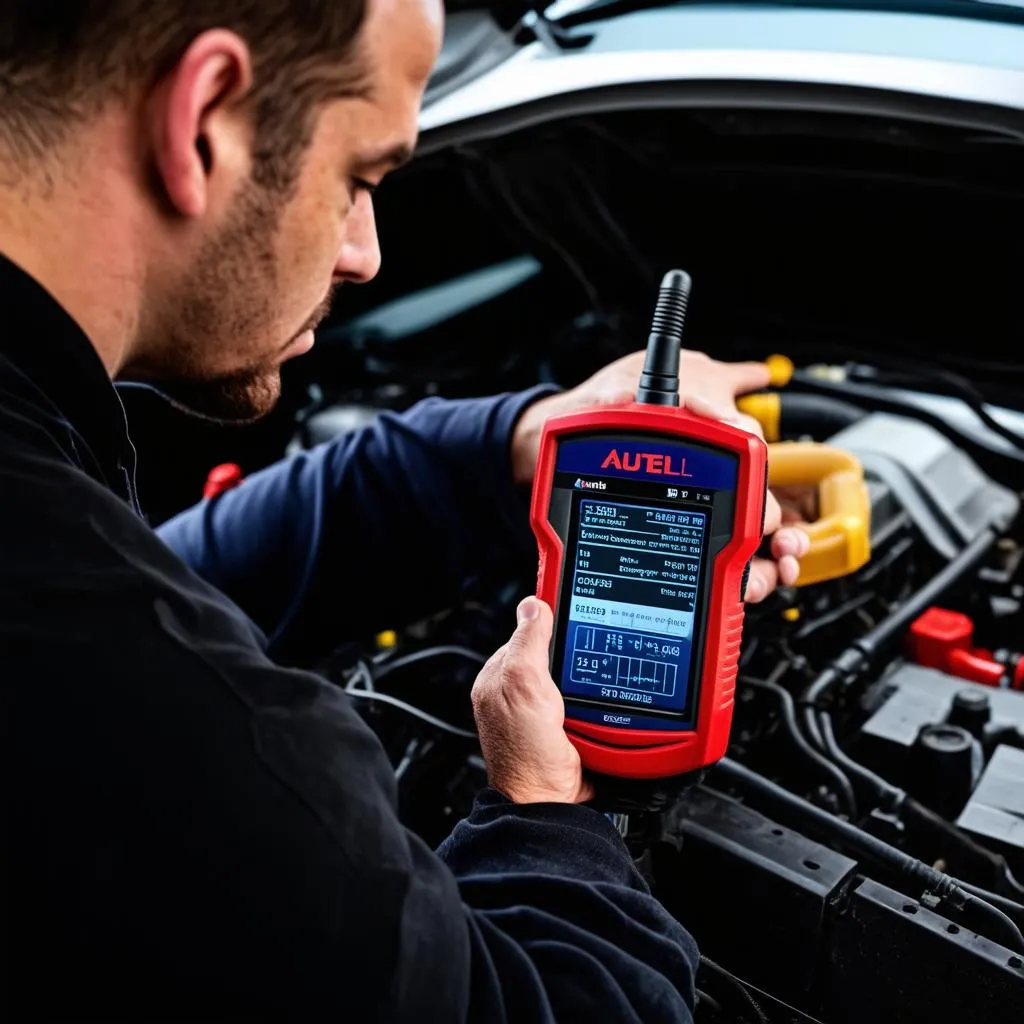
[427,1,599,100]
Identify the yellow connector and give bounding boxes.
[376,630,398,650]
[737,393,782,442]
[782,607,801,622]
[767,442,871,586]
[765,353,795,388]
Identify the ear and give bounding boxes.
[148,30,255,219]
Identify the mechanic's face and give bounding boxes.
[153,0,442,422]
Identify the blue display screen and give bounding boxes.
[557,499,708,717]
[549,433,738,729]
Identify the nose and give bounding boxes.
[334,193,382,284]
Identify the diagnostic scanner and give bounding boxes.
[530,271,768,780]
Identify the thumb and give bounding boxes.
[506,597,554,664]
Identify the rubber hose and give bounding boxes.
[780,391,865,438]
[800,528,997,708]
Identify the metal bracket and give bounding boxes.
[521,9,593,51]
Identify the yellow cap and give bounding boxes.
[765,354,795,388]
[782,607,801,622]
[737,393,782,443]
[375,630,398,650]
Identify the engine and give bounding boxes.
[293,364,1024,1023]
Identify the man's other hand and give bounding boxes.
[471,597,593,805]
[511,350,772,484]
[511,350,809,603]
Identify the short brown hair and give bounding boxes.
[0,1,369,191]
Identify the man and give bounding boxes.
[0,0,808,1019]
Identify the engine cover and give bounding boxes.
[858,662,1024,845]
[957,745,1024,873]
[827,413,1020,559]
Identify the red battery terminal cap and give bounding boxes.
[203,462,244,499]
[908,607,1005,687]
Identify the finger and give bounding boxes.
[680,396,764,441]
[683,395,735,422]
[514,595,552,637]
[723,360,773,395]
[772,485,818,523]
[770,525,810,561]
[744,558,778,603]
[777,554,801,587]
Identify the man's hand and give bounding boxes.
[471,597,593,805]
[511,349,810,603]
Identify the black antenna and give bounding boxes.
[636,269,692,406]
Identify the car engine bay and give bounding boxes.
[126,103,1024,1022]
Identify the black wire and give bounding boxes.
[698,956,769,1024]
[714,759,1024,953]
[1006,868,1024,902]
[797,714,1024,905]
[741,678,857,818]
[960,895,1024,953]
[695,988,723,1015]
[793,591,874,641]
[345,690,479,740]
[853,535,915,587]
[901,796,1024,904]
[792,374,1024,470]
[373,645,487,682]
[956,879,1024,932]
[815,709,904,813]
[800,705,826,751]
[847,362,1024,451]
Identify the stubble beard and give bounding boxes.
[150,181,326,425]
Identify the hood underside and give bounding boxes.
[325,102,1023,403]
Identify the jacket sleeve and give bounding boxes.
[433,790,699,1022]
[157,388,555,658]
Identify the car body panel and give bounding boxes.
[420,6,1024,133]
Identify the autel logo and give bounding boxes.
[600,450,694,477]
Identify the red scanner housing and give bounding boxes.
[530,403,767,779]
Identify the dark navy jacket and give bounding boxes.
[1,252,698,1021]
